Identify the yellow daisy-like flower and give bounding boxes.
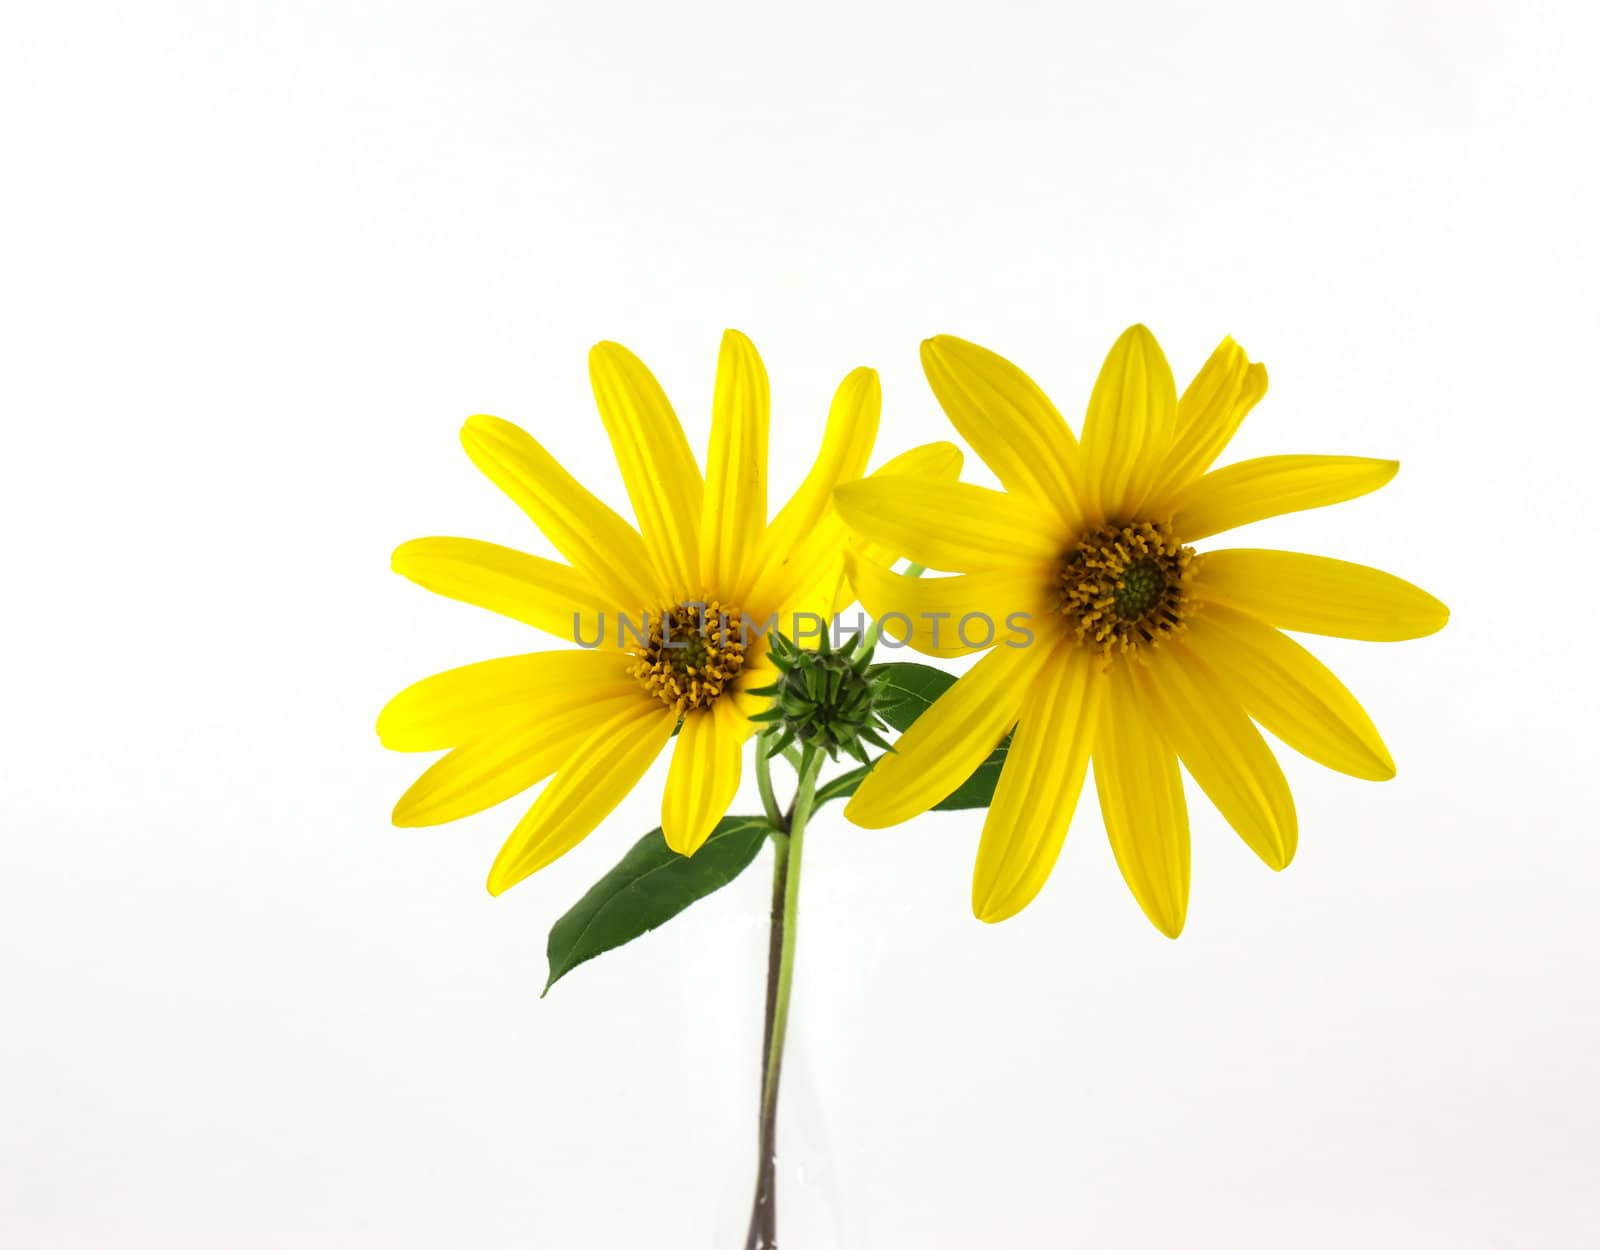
[381,330,891,896]
[836,326,1449,935]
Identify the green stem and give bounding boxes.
[744,564,929,1248]
[754,731,784,829]
[750,828,788,1247]
[744,746,823,1250]
[764,746,821,1102]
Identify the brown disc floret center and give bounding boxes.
[1057,521,1196,656]
[630,600,747,714]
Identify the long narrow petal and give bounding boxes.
[744,366,880,612]
[1137,642,1298,871]
[487,701,677,894]
[971,643,1101,922]
[1194,549,1450,641]
[701,329,769,595]
[846,640,1050,828]
[1147,337,1268,502]
[864,441,964,483]
[588,341,704,599]
[1169,455,1398,541]
[826,442,965,615]
[460,415,662,610]
[920,335,1084,530]
[377,650,636,751]
[392,693,642,826]
[1186,605,1394,780]
[391,537,613,646]
[1078,325,1178,520]
[1094,663,1191,937]
[662,698,750,855]
[845,551,1054,658]
[770,442,968,623]
[731,636,779,725]
[834,477,1064,574]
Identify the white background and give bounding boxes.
[2,2,1596,1247]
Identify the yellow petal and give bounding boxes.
[867,440,964,483]
[744,366,880,613]
[1079,325,1177,520]
[844,550,1054,658]
[971,643,1101,923]
[377,650,636,752]
[460,415,662,610]
[701,329,769,595]
[1137,642,1298,871]
[842,442,966,592]
[1093,663,1190,938]
[783,442,967,621]
[814,442,966,619]
[391,537,613,646]
[1169,455,1398,541]
[833,477,1064,574]
[731,636,779,725]
[588,341,704,599]
[487,700,677,895]
[1148,337,1268,501]
[1185,605,1394,780]
[662,698,751,855]
[1195,549,1450,641]
[920,335,1083,531]
[392,693,641,826]
[845,640,1049,829]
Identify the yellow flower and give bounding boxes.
[835,326,1448,935]
[380,330,886,896]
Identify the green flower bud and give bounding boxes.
[747,631,896,764]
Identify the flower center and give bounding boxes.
[1057,521,1195,656]
[629,601,748,714]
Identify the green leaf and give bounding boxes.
[812,662,1011,812]
[544,816,771,994]
[871,660,960,732]
[814,764,869,808]
[933,736,1010,810]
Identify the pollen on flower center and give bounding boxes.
[1057,521,1195,656]
[629,600,748,714]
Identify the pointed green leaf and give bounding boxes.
[544,816,772,994]
[815,764,869,807]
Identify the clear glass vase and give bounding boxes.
[707,892,844,1250]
